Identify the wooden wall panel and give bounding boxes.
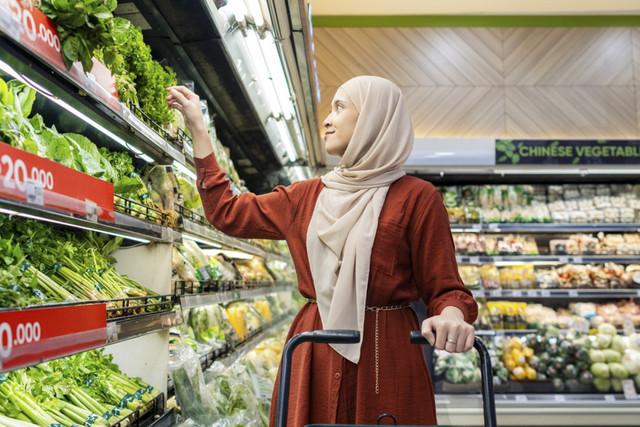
[505,87,637,138]
[504,28,633,86]
[404,87,505,137]
[314,26,640,140]
[314,27,504,86]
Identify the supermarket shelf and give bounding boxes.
[0,33,186,165]
[435,393,640,426]
[456,255,640,264]
[107,310,182,343]
[472,288,640,299]
[148,408,175,427]
[0,197,181,243]
[177,283,294,310]
[177,205,290,262]
[219,311,295,368]
[450,223,640,233]
[112,392,166,427]
[475,329,536,336]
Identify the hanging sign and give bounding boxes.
[0,303,107,372]
[0,143,115,222]
[495,140,640,165]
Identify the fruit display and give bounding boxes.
[442,184,640,224]
[454,234,539,256]
[501,337,538,381]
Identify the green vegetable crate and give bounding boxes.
[275,330,497,427]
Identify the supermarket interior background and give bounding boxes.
[1,0,640,426]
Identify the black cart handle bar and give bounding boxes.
[276,330,497,427]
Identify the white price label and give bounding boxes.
[472,224,482,230]
[25,178,43,205]
[494,256,503,262]
[199,267,210,281]
[85,200,98,222]
[469,256,480,264]
[622,313,635,336]
[527,290,538,297]
[637,290,640,297]
[604,394,616,402]
[475,291,486,298]
[512,290,523,297]
[541,290,551,297]
[569,290,579,297]
[490,290,502,297]
[559,257,570,264]
[554,394,566,402]
[622,379,637,400]
[573,256,583,264]
[488,223,499,230]
[515,395,527,402]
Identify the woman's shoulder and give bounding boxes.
[391,175,440,199]
[273,177,324,199]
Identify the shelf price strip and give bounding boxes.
[0,143,115,221]
[0,303,107,372]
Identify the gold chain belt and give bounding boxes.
[305,298,411,394]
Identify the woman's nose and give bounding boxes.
[323,112,333,128]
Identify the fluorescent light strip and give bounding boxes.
[244,29,282,117]
[276,119,298,162]
[245,0,264,27]
[260,33,295,120]
[202,248,253,259]
[182,233,223,248]
[0,208,151,243]
[172,160,197,181]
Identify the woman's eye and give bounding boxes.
[336,104,343,111]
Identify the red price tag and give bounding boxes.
[0,1,118,106]
[0,303,107,372]
[0,143,115,221]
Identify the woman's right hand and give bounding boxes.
[166,86,206,134]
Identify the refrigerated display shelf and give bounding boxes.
[176,204,290,262]
[176,282,294,310]
[220,311,295,368]
[111,391,166,427]
[456,255,640,264]
[106,295,174,320]
[0,34,185,165]
[475,329,536,336]
[450,223,640,233]
[0,197,181,243]
[472,288,640,299]
[107,309,181,343]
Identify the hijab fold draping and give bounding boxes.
[306,76,414,363]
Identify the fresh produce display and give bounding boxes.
[434,340,508,386]
[0,349,160,427]
[442,184,640,224]
[0,216,159,309]
[39,0,179,127]
[550,233,640,256]
[437,323,640,393]
[454,234,539,256]
[476,299,639,331]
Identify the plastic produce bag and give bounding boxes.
[169,336,218,425]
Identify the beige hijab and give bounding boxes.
[306,76,414,363]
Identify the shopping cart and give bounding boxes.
[275,330,497,427]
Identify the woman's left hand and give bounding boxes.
[421,306,475,353]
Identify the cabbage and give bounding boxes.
[597,333,612,349]
[590,362,610,379]
[603,349,622,363]
[611,378,623,393]
[622,350,640,375]
[611,335,626,353]
[609,363,629,379]
[446,367,463,383]
[593,377,611,392]
[598,323,618,336]
[589,349,605,363]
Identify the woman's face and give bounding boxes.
[323,88,358,157]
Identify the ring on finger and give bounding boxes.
[446,339,457,344]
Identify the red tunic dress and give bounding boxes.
[194,153,478,426]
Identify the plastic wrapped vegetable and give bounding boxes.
[168,337,218,425]
[622,349,640,375]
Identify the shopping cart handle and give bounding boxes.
[410,330,497,427]
[301,329,361,344]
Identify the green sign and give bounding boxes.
[495,140,640,165]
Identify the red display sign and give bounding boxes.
[0,303,107,372]
[0,0,119,106]
[0,143,115,222]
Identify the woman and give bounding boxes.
[167,76,477,425]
